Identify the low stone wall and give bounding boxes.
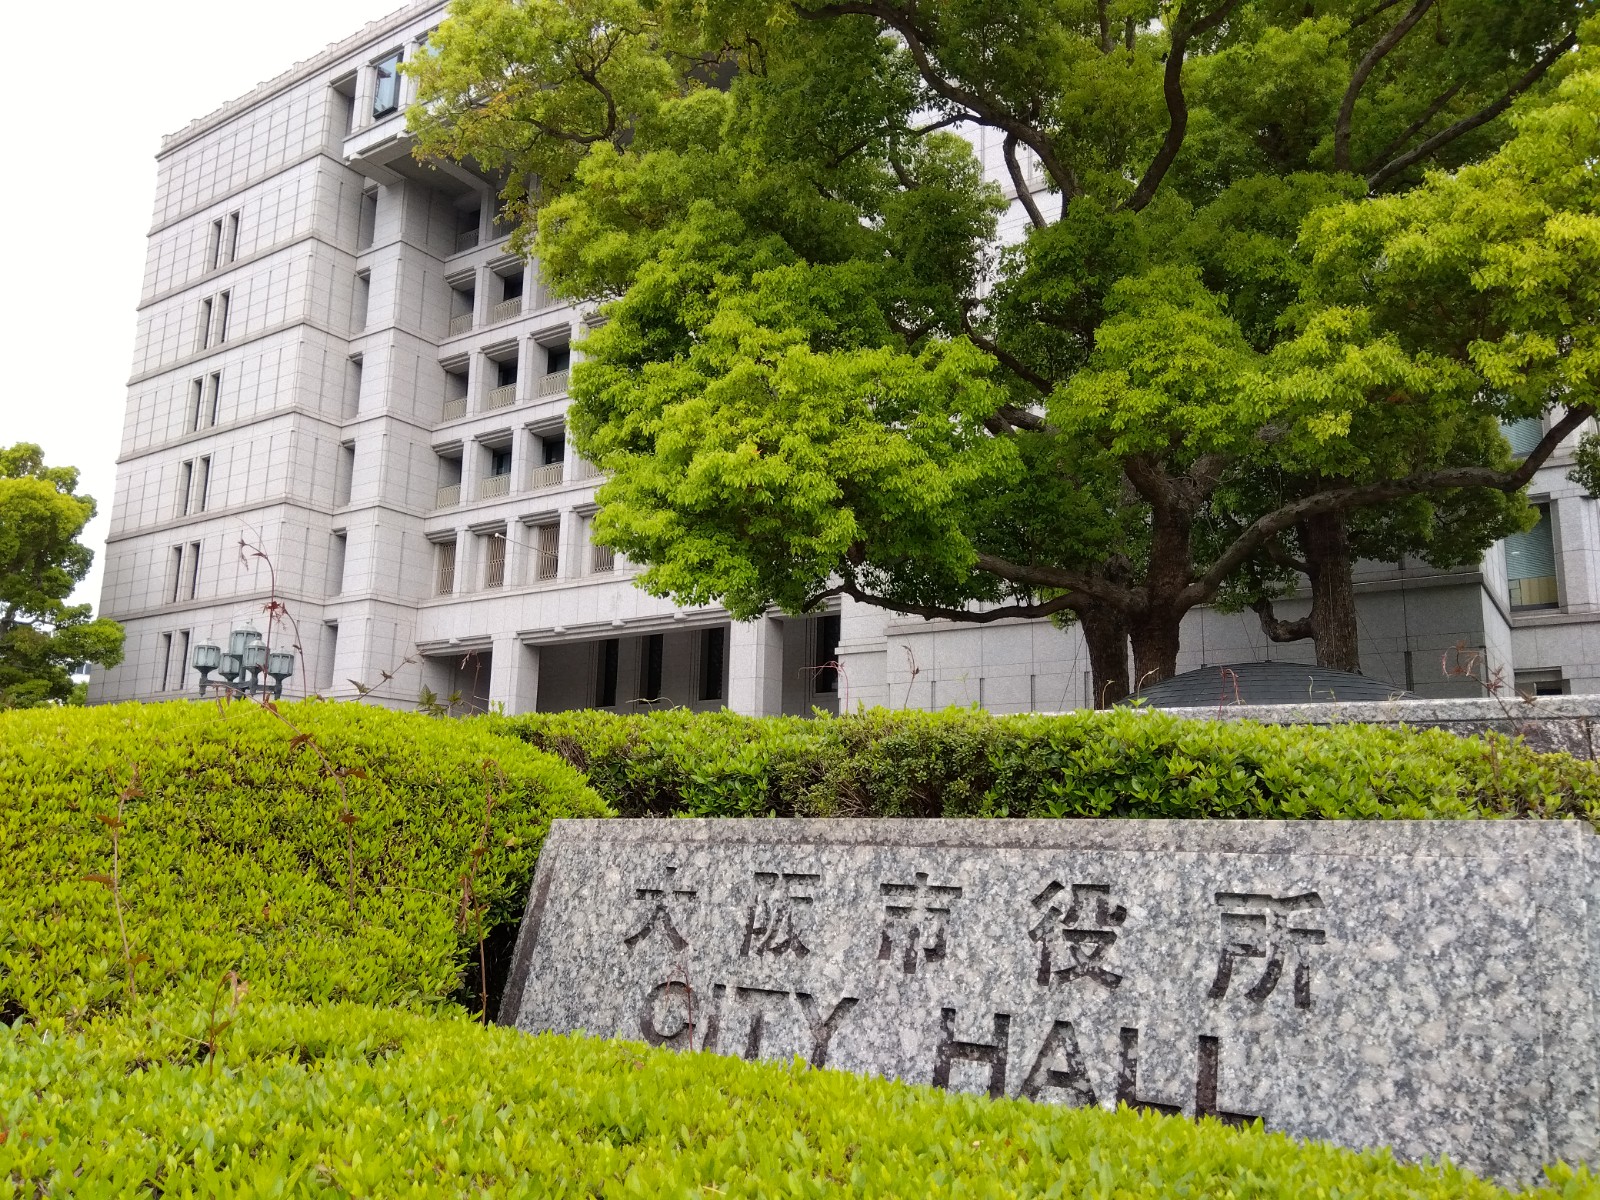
[1154,695,1600,760]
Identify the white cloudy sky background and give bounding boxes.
[1,0,404,611]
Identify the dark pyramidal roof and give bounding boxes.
[1126,661,1415,709]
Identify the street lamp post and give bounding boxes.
[192,626,295,698]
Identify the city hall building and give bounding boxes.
[89,1,1600,714]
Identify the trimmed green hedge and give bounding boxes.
[0,700,606,1024]
[500,707,1600,822]
[2,1001,1592,1199]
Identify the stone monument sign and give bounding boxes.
[500,819,1597,1183]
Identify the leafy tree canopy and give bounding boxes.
[410,0,1595,699]
[0,444,123,708]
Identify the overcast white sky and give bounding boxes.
[0,0,404,609]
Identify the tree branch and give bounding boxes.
[1182,403,1595,606]
[1252,597,1313,643]
[959,305,1054,395]
[1358,79,1465,175]
[802,2,1080,199]
[1098,0,1113,54]
[1348,0,1405,33]
[1366,30,1577,191]
[805,580,1085,623]
[1123,0,1243,212]
[1334,0,1435,172]
[1003,133,1047,229]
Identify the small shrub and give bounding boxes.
[498,706,1600,823]
[1,1001,1591,1199]
[0,700,607,1024]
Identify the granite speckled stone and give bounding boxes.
[501,819,1598,1183]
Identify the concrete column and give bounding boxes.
[728,616,785,716]
[1554,497,1598,611]
[454,524,473,595]
[353,65,375,130]
[560,507,581,579]
[489,635,539,714]
[520,334,538,402]
[401,40,424,107]
[460,439,480,503]
[504,521,526,588]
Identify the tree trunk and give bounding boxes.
[1129,611,1182,694]
[1301,511,1360,673]
[1079,604,1131,708]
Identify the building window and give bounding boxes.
[813,613,841,693]
[199,298,214,350]
[639,633,664,703]
[189,372,222,431]
[336,442,355,507]
[596,638,619,707]
[209,212,241,270]
[699,626,726,702]
[1515,668,1569,696]
[483,531,507,589]
[353,272,370,332]
[435,539,457,596]
[170,545,185,603]
[160,632,174,692]
[1503,416,1544,457]
[170,542,202,603]
[196,456,211,512]
[358,189,378,251]
[187,541,201,600]
[372,52,402,118]
[533,522,559,581]
[455,207,481,254]
[1506,503,1559,609]
[215,291,231,344]
[178,631,191,689]
[177,460,194,516]
[329,532,348,595]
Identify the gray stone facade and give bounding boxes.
[1151,694,1600,760]
[504,817,1598,1184]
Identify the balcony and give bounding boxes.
[436,562,455,596]
[571,458,604,482]
[492,297,522,324]
[455,228,480,254]
[528,462,564,490]
[441,397,467,422]
[590,544,616,573]
[538,369,570,397]
[448,313,474,337]
[533,548,559,582]
[436,483,461,508]
[486,383,517,410]
[480,473,511,500]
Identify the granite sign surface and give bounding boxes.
[500,819,1598,1183]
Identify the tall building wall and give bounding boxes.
[92,2,1600,711]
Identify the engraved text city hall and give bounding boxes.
[502,819,1600,1184]
[622,861,1325,1125]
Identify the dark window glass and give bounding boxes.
[498,360,518,387]
[640,633,664,702]
[699,627,726,702]
[373,53,402,118]
[814,613,841,693]
[502,273,524,301]
[542,436,565,465]
[597,639,619,707]
[490,448,512,477]
[547,343,571,373]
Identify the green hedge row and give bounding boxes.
[500,706,1600,822]
[2,1001,1591,1199]
[0,701,605,1024]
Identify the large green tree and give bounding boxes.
[0,444,124,708]
[410,0,1593,701]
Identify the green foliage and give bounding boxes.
[0,443,123,709]
[0,700,607,1025]
[406,1,1595,692]
[499,707,1600,823]
[3,1001,1592,1199]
